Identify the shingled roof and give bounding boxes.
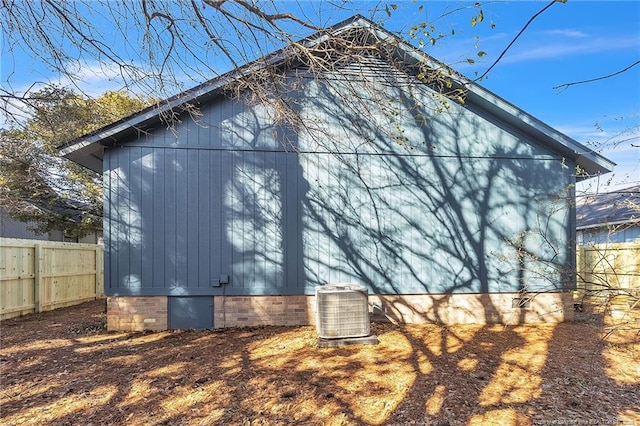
[576,186,640,230]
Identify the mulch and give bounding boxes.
[1,300,638,425]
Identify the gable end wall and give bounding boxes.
[102,61,577,328]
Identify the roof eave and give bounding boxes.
[577,219,640,231]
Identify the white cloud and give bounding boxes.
[562,118,640,192]
[1,60,150,127]
[557,116,639,145]
[541,29,588,38]
[500,34,639,64]
[56,61,130,96]
[555,124,607,143]
[6,61,133,99]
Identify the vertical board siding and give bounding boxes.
[219,150,233,289]
[575,242,639,317]
[176,148,189,289]
[197,150,211,289]
[151,145,165,289]
[104,65,574,297]
[103,150,111,295]
[139,148,154,291]
[164,147,177,288]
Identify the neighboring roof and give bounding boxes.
[576,186,640,230]
[59,15,615,177]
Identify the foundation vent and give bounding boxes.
[315,284,370,339]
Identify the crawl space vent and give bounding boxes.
[315,284,370,339]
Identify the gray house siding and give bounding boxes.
[103,63,575,299]
[0,208,99,243]
[0,208,50,240]
[577,227,640,244]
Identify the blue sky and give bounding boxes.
[2,1,639,192]
[421,1,640,193]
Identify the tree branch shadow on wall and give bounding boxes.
[294,68,573,325]
[104,48,576,331]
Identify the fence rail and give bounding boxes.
[0,238,103,320]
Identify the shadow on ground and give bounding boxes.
[1,300,638,425]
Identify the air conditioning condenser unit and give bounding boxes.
[315,284,370,339]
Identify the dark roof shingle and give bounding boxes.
[576,186,640,229]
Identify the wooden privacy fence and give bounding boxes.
[576,242,640,306]
[0,238,104,320]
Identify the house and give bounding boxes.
[0,207,51,241]
[0,207,99,244]
[59,16,614,331]
[576,186,639,244]
[575,186,639,304]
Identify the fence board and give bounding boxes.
[576,242,640,302]
[0,238,103,320]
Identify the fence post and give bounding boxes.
[95,246,104,298]
[34,243,43,313]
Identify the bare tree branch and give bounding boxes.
[475,0,560,82]
[553,60,640,92]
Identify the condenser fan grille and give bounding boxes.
[315,284,370,339]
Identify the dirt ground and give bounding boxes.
[1,300,638,426]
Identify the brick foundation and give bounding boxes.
[106,296,168,331]
[369,292,574,325]
[214,295,316,328]
[106,292,573,331]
